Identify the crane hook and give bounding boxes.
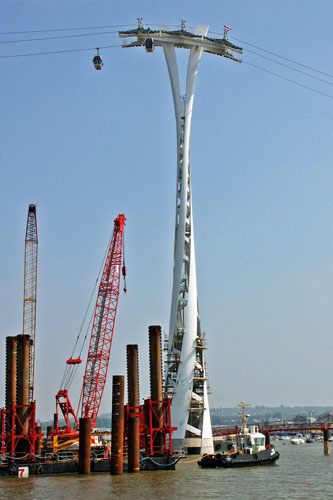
[122,265,127,293]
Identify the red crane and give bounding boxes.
[56,213,126,432]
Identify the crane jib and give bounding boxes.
[79,213,126,427]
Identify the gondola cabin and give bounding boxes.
[93,54,103,70]
[144,38,154,53]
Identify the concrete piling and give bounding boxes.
[110,375,125,475]
[78,417,91,474]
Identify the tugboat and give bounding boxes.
[198,402,279,468]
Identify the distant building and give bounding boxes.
[293,415,307,423]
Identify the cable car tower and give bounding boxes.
[119,20,242,454]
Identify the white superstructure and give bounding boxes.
[119,20,242,454]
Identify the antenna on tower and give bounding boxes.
[223,24,232,40]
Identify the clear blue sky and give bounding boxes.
[1,0,333,420]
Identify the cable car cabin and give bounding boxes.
[93,54,103,70]
[144,38,154,53]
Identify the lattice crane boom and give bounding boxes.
[23,204,38,403]
[55,213,126,432]
[78,213,126,428]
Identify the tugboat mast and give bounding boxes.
[238,402,251,431]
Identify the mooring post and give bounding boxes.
[78,417,91,474]
[35,424,43,457]
[110,375,125,475]
[323,428,330,456]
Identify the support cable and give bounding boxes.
[59,233,113,390]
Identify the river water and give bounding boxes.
[1,442,333,499]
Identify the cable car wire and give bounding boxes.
[0,43,121,59]
[208,29,333,79]
[0,30,332,100]
[243,60,333,99]
[0,24,134,35]
[0,29,122,44]
[244,48,333,86]
[2,21,332,82]
[233,36,333,79]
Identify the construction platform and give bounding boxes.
[0,456,180,476]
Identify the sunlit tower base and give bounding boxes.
[119,20,242,454]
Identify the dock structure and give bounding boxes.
[119,20,242,454]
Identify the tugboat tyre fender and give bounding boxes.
[10,465,17,474]
[37,464,44,474]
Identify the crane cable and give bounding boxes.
[122,233,127,293]
[60,232,113,390]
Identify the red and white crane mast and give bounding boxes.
[78,213,126,427]
[56,213,126,432]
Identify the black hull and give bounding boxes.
[0,459,110,476]
[198,449,280,468]
[0,456,180,476]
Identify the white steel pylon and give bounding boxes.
[119,21,242,454]
[162,31,213,454]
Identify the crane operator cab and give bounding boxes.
[144,38,154,53]
[93,48,103,70]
